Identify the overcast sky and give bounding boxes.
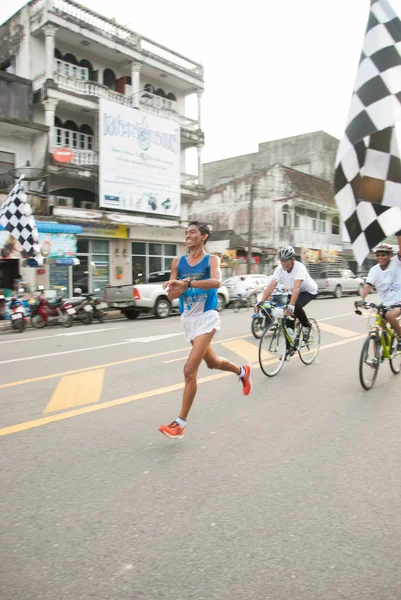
[1,0,393,168]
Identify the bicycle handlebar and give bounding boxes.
[355,301,401,316]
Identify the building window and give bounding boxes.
[294,207,304,229]
[103,68,116,90]
[0,151,15,191]
[319,213,327,233]
[332,216,340,235]
[282,204,290,227]
[131,242,177,283]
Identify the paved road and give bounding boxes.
[1,297,401,600]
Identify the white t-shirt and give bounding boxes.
[366,255,401,306]
[273,261,318,295]
[235,280,248,296]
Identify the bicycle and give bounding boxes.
[355,301,401,390]
[258,303,320,377]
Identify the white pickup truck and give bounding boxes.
[104,270,230,319]
[315,268,365,299]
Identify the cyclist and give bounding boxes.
[356,239,401,351]
[255,246,318,340]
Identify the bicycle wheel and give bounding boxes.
[298,318,320,365]
[389,336,401,375]
[259,322,287,377]
[251,317,266,339]
[359,335,380,390]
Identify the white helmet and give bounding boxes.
[277,246,295,261]
[374,243,393,253]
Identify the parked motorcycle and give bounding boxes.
[70,288,95,325]
[30,289,75,328]
[9,294,28,333]
[85,289,108,323]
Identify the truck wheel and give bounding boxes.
[155,298,171,319]
[217,293,226,312]
[125,310,139,320]
[334,285,342,299]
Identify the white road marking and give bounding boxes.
[0,327,124,345]
[0,333,184,365]
[125,333,183,343]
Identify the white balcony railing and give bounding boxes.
[29,0,203,79]
[292,229,342,247]
[138,90,177,115]
[54,73,132,105]
[54,127,98,165]
[55,58,89,80]
[181,173,199,187]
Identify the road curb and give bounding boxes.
[0,310,123,333]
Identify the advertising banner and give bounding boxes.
[0,231,77,260]
[99,99,181,218]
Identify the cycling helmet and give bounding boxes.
[374,243,393,253]
[277,246,295,261]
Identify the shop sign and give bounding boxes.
[0,230,23,259]
[59,220,128,239]
[99,99,180,218]
[39,232,77,259]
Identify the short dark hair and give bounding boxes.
[187,221,211,243]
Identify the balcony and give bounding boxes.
[55,58,89,80]
[292,228,343,248]
[29,0,203,80]
[53,127,98,166]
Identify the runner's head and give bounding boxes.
[374,242,393,267]
[186,221,210,249]
[277,245,295,272]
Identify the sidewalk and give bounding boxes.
[0,310,123,333]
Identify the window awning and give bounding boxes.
[0,222,83,234]
[36,222,83,234]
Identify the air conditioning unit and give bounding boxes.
[80,201,96,209]
[56,196,74,208]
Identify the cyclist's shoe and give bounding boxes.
[366,358,378,369]
[159,421,185,439]
[240,364,253,395]
[397,338,401,352]
[302,326,311,342]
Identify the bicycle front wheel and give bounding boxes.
[359,335,380,390]
[259,322,287,377]
[298,318,320,365]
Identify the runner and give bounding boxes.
[159,221,253,439]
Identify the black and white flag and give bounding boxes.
[0,178,42,263]
[334,0,401,264]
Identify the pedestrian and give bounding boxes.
[234,275,249,311]
[159,221,253,439]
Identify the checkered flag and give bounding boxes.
[0,178,43,263]
[334,0,401,264]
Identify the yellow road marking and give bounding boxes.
[44,369,105,414]
[163,356,187,364]
[0,333,253,390]
[0,333,367,438]
[222,339,261,363]
[318,322,360,338]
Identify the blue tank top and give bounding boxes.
[177,254,218,316]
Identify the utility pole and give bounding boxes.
[247,164,256,272]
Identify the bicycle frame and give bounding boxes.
[366,309,395,359]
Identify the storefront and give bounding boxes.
[129,225,185,283]
[0,226,21,296]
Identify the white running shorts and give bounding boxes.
[181,309,220,343]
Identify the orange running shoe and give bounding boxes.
[240,364,253,395]
[159,421,185,439]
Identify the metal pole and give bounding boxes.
[247,164,256,272]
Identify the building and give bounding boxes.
[203,131,339,190]
[188,164,343,273]
[0,0,205,295]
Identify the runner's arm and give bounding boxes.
[163,257,184,301]
[188,255,221,289]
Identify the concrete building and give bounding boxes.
[203,131,339,190]
[0,0,204,294]
[188,164,343,273]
